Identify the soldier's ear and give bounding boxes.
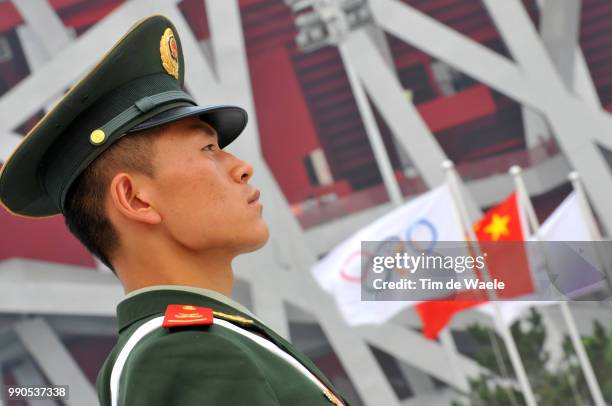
[108,172,162,225]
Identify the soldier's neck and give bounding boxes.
[114,245,235,297]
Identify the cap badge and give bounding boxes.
[160,27,179,79]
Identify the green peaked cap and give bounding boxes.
[0,15,247,218]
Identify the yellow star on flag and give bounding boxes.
[483,213,510,241]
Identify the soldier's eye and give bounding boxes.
[202,144,216,151]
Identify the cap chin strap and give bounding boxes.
[90,90,194,146]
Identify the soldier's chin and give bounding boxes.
[241,224,270,253]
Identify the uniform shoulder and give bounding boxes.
[117,322,282,405]
[127,316,261,378]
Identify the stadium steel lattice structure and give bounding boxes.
[1,1,612,405]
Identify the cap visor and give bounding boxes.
[128,105,247,148]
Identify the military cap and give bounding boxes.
[0,15,247,218]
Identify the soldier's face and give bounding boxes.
[148,116,269,255]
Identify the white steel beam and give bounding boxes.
[361,25,414,170]
[573,47,600,108]
[12,0,73,55]
[401,389,458,406]
[251,283,290,339]
[398,362,435,396]
[0,133,23,162]
[164,7,225,103]
[47,316,117,337]
[369,0,532,106]
[14,318,97,406]
[0,259,123,316]
[16,24,66,115]
[539,0,582,86]
[370,0,612,236]
[482,0,612,237]
[5,0,73,171]
[370,0,612,148]
[11,360,57,406]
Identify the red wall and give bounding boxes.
[0,185,96,268]
[249,46,322,203]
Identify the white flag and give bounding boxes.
[311,184,464,326]
[538,191,589,241]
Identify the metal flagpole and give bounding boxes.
[443,160,538,406]
[568,172,603,240]
[338,43,403,207]
[440,161,509,397]
[510,165,606,406]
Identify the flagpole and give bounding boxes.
[568,172,603,240]
[339,44,403,207]
[443,160,537,406]
[510,165,606,406]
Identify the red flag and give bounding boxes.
[474,192,533,298]
[416,192,532,339]
[415,299,483,339]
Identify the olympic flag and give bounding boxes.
[311,184,464,326]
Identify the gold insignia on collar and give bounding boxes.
[213,311,254,325]
[160,27,179,79]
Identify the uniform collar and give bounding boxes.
[121,285,257,318]
[116,286,261,333]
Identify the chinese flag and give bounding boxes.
[416,192,533,339]
[474,192,534,298]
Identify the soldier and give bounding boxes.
[0,15,348,406]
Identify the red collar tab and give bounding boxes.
[162,304,214,328]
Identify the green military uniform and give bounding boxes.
[0,13,349,406]
[96,286,349,405]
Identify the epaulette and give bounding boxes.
[161,305,256,329]
[162,304,213,328]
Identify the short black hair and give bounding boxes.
[63,126,165,274]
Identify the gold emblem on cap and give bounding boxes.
[182,305,196,311]
[160,27,179,80]
[90,129,106,145]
